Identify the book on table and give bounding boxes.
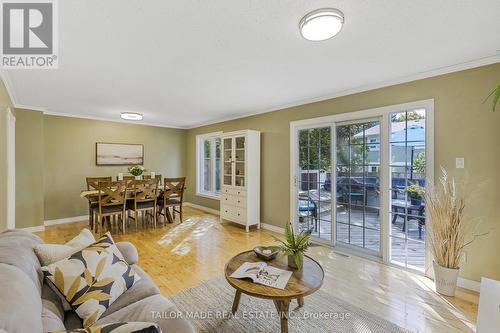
[230,262,292,289]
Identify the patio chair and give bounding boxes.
[298,193,318,232]
[391,200,425,239]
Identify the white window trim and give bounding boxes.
[196,131,223,200]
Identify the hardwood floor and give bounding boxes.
[36,206,478,333]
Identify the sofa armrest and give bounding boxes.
[116,241,138,265]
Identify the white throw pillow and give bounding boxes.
[35,228,96,266]
[65,228,95,249]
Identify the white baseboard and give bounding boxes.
[184,202,220,216]
[184,202,285,234]
[261,223,285,234]
[21,225,45,232]
[44,215,89,226]
[16,215,88,233]
[457,277,481,292]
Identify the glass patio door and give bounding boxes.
[294,121,381,249]
[292,101,431,274]
[296,127,332,242]
[389,110,426,271]
[335,120,381,254]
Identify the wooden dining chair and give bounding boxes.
[95,180,128,235]
[116,175,136,187]
[127,179,159,230]
[143,174,162,186]
[158,177,186,224]
[85,176,112,229]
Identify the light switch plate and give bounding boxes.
[456,157,465,169]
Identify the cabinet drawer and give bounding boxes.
[221,187,246,197]
[221,194,246,207]
[221,205,246,222]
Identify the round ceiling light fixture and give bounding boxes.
[121,112,143,121]
[299,8,344,41]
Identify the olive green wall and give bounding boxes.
[185,63,500,282]
[0,80,13,232]
[14,109,44,229]
[43,115,186,220]
[10,111,187,226]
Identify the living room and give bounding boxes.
[0,1,499,333]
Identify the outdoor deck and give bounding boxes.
[298,207,425,270]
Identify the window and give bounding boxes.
[196,132,222,199]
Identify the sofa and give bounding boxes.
[0,229,195,333]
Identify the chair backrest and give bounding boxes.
[96,181,128,209]
[116,175,136,187]
[131,179,158,203]
[86,176,112,190]
[143,174,162,185]
[117,175,136,181]
[163,177,186,201]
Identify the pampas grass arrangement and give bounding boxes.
[425,167,468,269]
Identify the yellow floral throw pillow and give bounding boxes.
[42,233,141,327]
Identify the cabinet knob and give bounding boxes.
[237,213,240,216]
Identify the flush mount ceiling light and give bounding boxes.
[299,8,344,41]
[121,112,143,121]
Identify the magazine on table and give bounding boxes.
[230,262,292,289]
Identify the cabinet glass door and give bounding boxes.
[235,136,245,187]
[223,138,233,186]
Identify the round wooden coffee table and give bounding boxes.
[224,250,324,333]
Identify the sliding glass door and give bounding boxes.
[296,127,332,242]
[335,120,381,254]
[291,101,432,273]
[389,110,426,271]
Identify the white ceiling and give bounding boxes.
[3,0,500,128]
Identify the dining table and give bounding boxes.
[80,186,184,224]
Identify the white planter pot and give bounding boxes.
[135,175,142,180]
[433,260,459,296]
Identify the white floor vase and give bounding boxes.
[433,261,459,296]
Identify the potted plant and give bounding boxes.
[426,168,475,296]
[405,183,425,205]
[485,83,500,112]
[274,222,311,269]
[128,165,145,180]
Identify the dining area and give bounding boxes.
[80,172,186,235]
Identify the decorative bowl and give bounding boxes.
[253,246,280,261]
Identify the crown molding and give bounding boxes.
[42,110,187,129]
[0,70,186,129]
[3,54,500,130]
[186,54,500,129]
[0,70,18,106]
